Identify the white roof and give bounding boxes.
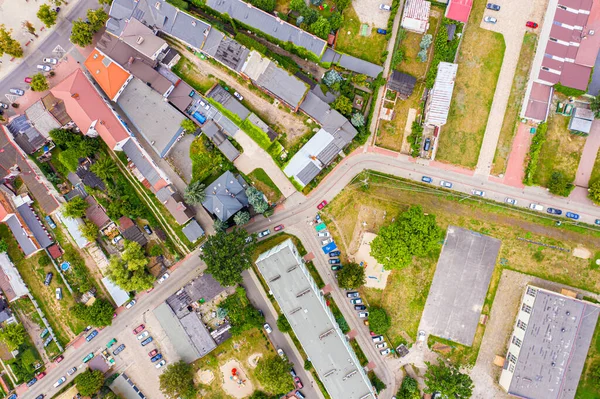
[55,211,90,248]
[283,129,333,185]
[0,252,29,299]
[401,0,431,33]
[425,62,458,126]
[101,277,130,307]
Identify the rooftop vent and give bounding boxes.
[192,20,197,27]
[93,53,99,59]
[136,36,144,45]
[590,30,595,35]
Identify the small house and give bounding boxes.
[387,71,417,100]
[401,0,431,34]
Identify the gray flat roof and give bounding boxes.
[166,273,226,317]
[110,373,146,399]
[154,302,206,362]
[207,85,250,120]
[255,61,307,108]
[508,288,600,399]
[5,216,37,256]
[118,79,185,158]
[338,54,383,79]
[182,219,205,242]
[256,239,375,399]
[418,226,500,346]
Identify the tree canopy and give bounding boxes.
[91,157,118,182]
[396,376,420,399]
[107,240,154,291]
[548,170,574,197]
[233,211,250,226]
[79,221,99,241]
[184,180,206,205]
[310,16,331,39]
[37,5,57,28]
[249,0,276,12]
[337,262,365,289]
[70,19,94,47]
[180,119,197,134]
[74,369,105,396]
[589,180,600,204]
[159,361,196,399]
[220,287,263,335]
[63,196,89,218]
[246,186,269,213]
[277,314,291,333]
[0,25,23,58]
[368,307,390,334]
[331,95,353,116]
[424,362,474,399]
[351,112,365,128]
[0,323,27,350]
[370,205,443,270]
[200,228,256,286]
[87,8,109,31]
[0,239,8,253]
[72,298,114,327]
[591,95,600,118]
[255,356,294,395]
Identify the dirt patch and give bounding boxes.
[573,246,592,259]
[352,232,391,289]
[219,359,254,398]
[246,353,263,369]
[198,370,215,384]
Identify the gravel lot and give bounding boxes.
[352,0,392,27]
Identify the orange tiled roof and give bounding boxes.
[84,49,131,100]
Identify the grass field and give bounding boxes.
[376,83,423,153]
[435,0,506,168]
[492,33,538,176]
[248,168,283,203]
[323,171,600,363]
[533,113,586,187]
[335,5,388,65]
[171,57,218,95]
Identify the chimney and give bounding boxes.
[136,36,144,45]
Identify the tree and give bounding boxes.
[213,219,227,232]
[424,362,473,399]
[589,180,600,204]
[159,361,196,399]
[0,239,8,253]
[30,73,49,92]
[79,137,100,157]
[0,25,23,58]
[220,287,263,335]
[0,323,27,350]
[22,21,38,37]
[337,262,365,289]
[323,70,343,88]
[310,16,331,39]
[246,186,269,213]
[277,314,291,333]
[591,94,600,118]
[70,19,94,47]
[392,48,405,69]
[98,0,113,4]
[63,196,89,218]
[250,392,276,399]
[328,12,343,31]
[79,222,99,241]
[87,8,109,31]
[233,211,250,226]
[184,180,206,205]
[351,73,367,86]
[334,0,351,11]
[72,298,114,327]
[548,170,574,196]
[255,356,294,395]
[369,307,390,334]
[149,244,163,257]
[419,34,433,49]
[351,112,365,128]
[417,49,428,62]
[74,369,105,397]
[370,205,443,270]
[250,0,276,12]
[180,119,197,134]
[37,5,57,28]
[107,241,154,291]
[90,157,118,182]
[49,128,78,147]
[397,376,420,399]
[290,0,306,12]
[200,228,256,286]
[331,95,353,117]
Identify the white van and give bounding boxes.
[529,203,544,211]
[55,288,62,300]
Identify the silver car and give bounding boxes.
[43,57,58,64]
[36,64,51,72]
[505,198,517,205]
[9,88,24,96]
[484,16,497,24]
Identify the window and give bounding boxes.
[522,303,532,314]
[558,5,567,9]
[512,336,522,348]
[508,353,517,363]
[526,286,537,297]
[542,67,550,71]
[509,364,515,373]
[517,319,527,331]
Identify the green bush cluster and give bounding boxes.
[553,83,586,98]
[408,121,423,157]
[523,122,548,185]
[385,0,401,40]
[425,19,463,88]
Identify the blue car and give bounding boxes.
[566,212,579,220]
[421,176,432,183]
[44,215,56,229]
[8,394,16,399]
[86,330,98,342]
[141,337,153,346]
[151,353,163,363]
[26,378,37,387]
[546,208,562,215]
[329,251,341,257]
[329,258,340,264]
[377,28,387,34]
[595,219,600,225]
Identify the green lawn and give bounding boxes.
[248,168,283,203]
[589,149,600,186]
[335,5,388,65]
[576,321,600,399]
[492,33,538,176]
[171,57,218,94]
[190,136,231,184]
[435,0,506,168]
[396,8,442,79]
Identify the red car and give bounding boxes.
[148,349,158,357]
[526,21,538,28]
[294,376,303,389]
[54,355,64,363]
[274,224,284,232]
[35,372,46,380]
[133,324,145,334]
[317,200,328,210]
[24,77,32,83]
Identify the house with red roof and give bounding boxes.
[445,0,473,23]
[84,49,133,102]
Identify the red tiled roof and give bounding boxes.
[541,57,564,71]
[445,0,473,23]
[47,244,63,259]
[50,69,130,150]
[545,41,569,58]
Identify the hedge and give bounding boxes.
[425,18,463,88]
[523,122,548,185]
[554,83,586,98]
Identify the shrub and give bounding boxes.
[407,121,424,157]
[547,170,574,196]
[523,122,548,185]
[554,83,585,98]
[368,307,390,334]
[425,19,463,88]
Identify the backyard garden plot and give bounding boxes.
[376,85,423,153]
[335,5,389,65]
[247,168,282,203]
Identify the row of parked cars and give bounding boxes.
[133,324,166,368]
[345,292,391,356]
[262,324,305,398]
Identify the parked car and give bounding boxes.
[296,391,306,399]
[53,377,66,388]
[86,330,98,342]
[379,4,391,10]
[472,189,485,197]
[258,229,271,238]
[354,305,366,311]
[26,378,37,387]
[526,21,539,28]
[277,348,286,359]
[45,215,56,228]
[423,138,431,151]
[317,200,328,210]
[529,203,544,211]
[321,238,332,245]
[264,323,273,334]
[35,395,44,399]
[143,225,152,235]
[43,57,58,64]
[44,272,53,286]
[329,251,341,257]
[505,198,517,205]
[294,376,303,389]
[347,291,359,298]
[380,348,391,355]
[486,3,500,10]
[126,299,136,309]
[421,176,432,183]
[67,367,77,376]
[55,287,62,300]
[376,28,387,34]
[290,368,297,377]
[36,64,51,72]
[113,344,126,356]
[82,353,94,363]
[155,360,166,368]
[137,331,149,340]
[595,219,600,225]
[484,16,497,23]
[358,312,369,318]
[107,338,117,348]
[329,258,340,264]
[9,88,24,96]
[274,224,284,232]
[350,298,363,305]
[566,212,580,220]
[318,231,330,237]
[150,353,163,363]
[55,355,64,363]
[158,273,170,284]
[546,208,562,215]
[0,102,8,109]
[36,372,46,380]
[372,335,384,342]
[141,337,153,346]
[375,342,387,349]
[24,77,32,83]
[133,324,145,334]
[7,394,16,399]
[148,349,158,357]
[331,265,342,271]
[440,180,453,188]
[233,91,244,101]
[112,235,123,245]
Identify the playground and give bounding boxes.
[219,359,254,398]
[353,232,390,290]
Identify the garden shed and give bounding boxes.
[401,0,432,34]
[387,71,417,100]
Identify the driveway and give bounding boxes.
[233,131,297,199]
[501,122,532,188]
[573,119,600,188]
[474,0,548,176]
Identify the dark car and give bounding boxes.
[354,305,367,311]
[595,219,600,225]
[376,28,387,34]
[143,225,152,235]
[566,212,580,220]
[150,353,163,363]
[331,265,342,271]
[141,337,153,346]
[329,251,341,257]
[329,258,340,264]
[26,378,37,387]
[486,3,500,10]
[35,395,44,399]
[423,138,431,151]
[86,330,98,342]
[421,176,432,183]
[546,208,562,215]
[44,272,53,286]
[346,291,359,298]
[113,344,126,356]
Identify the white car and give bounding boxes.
[372,335,384,342]
[317,232,330,237]
[264,323,273,334]
[112,235,123,245]
[380,348,391,355]
[137,331,149,340]
[36,64,51,72]
[199,99,206,107]
[321,238,332,245]
[417,330,426,342]
[505,198,517,205]
[358,312,369,318]
[53,376,66,388]
[43,57,58,64]
[529,203,544,211]
[472,189,485,197]
[440,180,453,188]
[379,4,391,10]
[484,16,497,24]
[375,342,387,349]
[0,102,7,109]
[155,360,166,369]
[234,91,244,101]
[158,273,170,284]
[126,299,136,309]
[9,88,24,96]
[277,348,286,359]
